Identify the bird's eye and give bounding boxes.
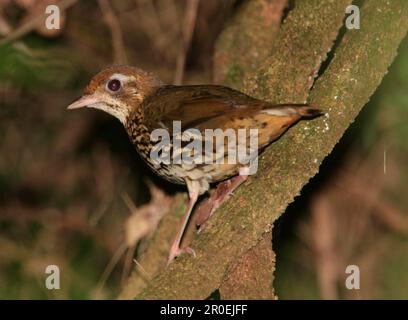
[106,79,121,92]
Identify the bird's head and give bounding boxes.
[67,66,163,124]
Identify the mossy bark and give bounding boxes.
[120,0,408,299]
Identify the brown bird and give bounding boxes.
[67,66,320,264]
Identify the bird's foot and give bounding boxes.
[195,174,248,233]
[167,244,196,266]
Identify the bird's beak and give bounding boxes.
[67,95,101,110]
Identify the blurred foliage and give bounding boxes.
[0,42,75,89]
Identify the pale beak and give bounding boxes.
[67,95,102,110]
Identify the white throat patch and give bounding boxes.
[89,100,129,125]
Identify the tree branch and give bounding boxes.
[121,0,408,299]
[219,231,276,299]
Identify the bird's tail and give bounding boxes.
[262,103,322,118]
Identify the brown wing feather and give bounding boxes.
[141,84,320,168]
[143,84,320,134]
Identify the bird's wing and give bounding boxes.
[143,84,320,149]
[144,85,265,133]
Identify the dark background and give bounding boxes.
[0,0,407,299]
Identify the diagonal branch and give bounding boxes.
[121,0,408,299]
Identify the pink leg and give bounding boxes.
[194,174,248,232]
[167,180,200,266]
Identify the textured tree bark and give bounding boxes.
[219,231,276,300]
[120,0,408,299]
[213,0,288,88]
